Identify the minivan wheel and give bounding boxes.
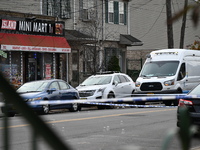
[106,92,115,109]
[107,92,115,98]
[97,92,115,109]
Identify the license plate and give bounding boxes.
[147,93,154,95]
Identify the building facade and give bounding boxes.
[0,11,71,88]
[0,0,143,87]
[52,0,143,86]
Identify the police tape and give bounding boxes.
[26,94,199,105]
[1,94,200,107]
[83,102,177,108]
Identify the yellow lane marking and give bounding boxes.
[0,108,176,130]
[0,124,30,129]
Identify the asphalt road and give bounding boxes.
[0,106,200,150]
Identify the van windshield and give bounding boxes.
[140,61,179,77]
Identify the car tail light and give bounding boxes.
[178,99,193,107]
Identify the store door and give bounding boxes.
[28,58,37,82]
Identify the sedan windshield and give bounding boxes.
[81,76,112,86]
[17,81,48,93]
[140,61,179,77]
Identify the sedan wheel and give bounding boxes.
[69,103,80,112]
[40,105,49,115]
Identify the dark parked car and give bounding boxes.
[1,79,81,117]
[177,83,200,127]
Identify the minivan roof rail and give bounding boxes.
[96,71,120,75]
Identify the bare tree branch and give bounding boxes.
[169,3,200,27]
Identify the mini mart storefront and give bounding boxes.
[0,19,71,88]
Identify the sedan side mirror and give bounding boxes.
[48,88,57,94]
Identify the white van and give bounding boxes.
[135,49,200,105]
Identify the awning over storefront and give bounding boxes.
[120,34,143,46]
[0,33,71,53]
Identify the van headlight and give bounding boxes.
[164,80,174,86]
[135,82,141,87]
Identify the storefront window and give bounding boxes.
[11,52,22,88]
[0,51,9,78]
[59,54,67,81]
[43,53,53,79]
[0,51,22,88]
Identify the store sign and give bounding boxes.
[0,19,64,36]
[18,21,54,34]
[0,50,7,58]
[1,45,71,53]
[1,19,17,30]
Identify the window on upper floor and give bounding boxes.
[42,0,71,19]
[80,0,96,21]
[119,2,124,24]
[105,0,127,25]
[108,1,114,23]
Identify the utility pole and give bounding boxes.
[180,0,188,48]
[166,0,174,48]
[99,0,104,73]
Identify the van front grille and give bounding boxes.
[140,82,162,91]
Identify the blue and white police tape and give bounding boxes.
[83,102,177,108]
[1,94,200,108]
[24,94,200,105]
